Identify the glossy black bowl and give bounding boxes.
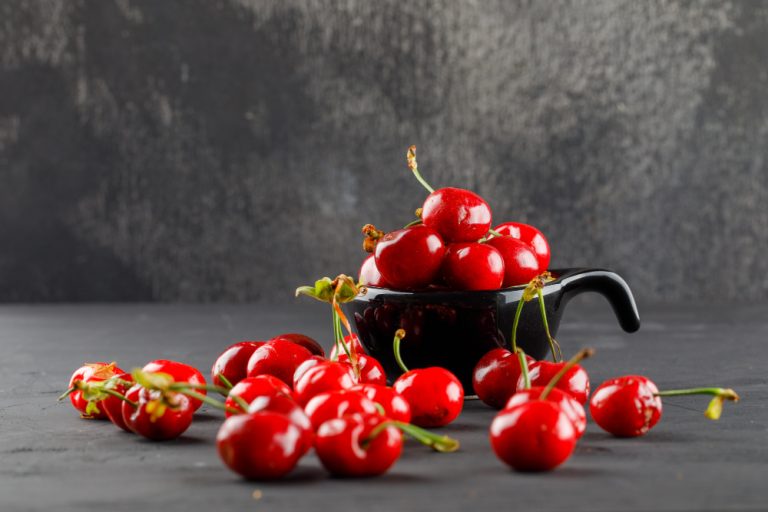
[342,268,640,393]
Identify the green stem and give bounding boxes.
[393,329,409,373]
[654,387,737,398]
[216,373,234,391]
[540,348,594,400]
[58,386,76,401]
[393,421,459,452]
[537,288,562,362]
[403,218,423,228]
[178,389,240,415]
[411,168,435,194]
[363,420,459,452]
[227,392,252,413]
[510,298,525,353]
[487,228,504,238]
[654,387,739,420]
[101,388,138,408]
[516,348,531,390]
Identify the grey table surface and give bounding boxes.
[0,300,766,512]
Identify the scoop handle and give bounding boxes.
[553,268,641,333]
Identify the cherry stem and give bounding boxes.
[393,329,409,373]
[403,218,423,228]
[654,387,739,420]
[227,392,252,413]
[537,289,562,362]
[516,348,531,390]
[487,228,504,238]
[101,388,138,408]
[178,389,240,415]
[406,145,435,194]
[333,300,360,379]
[510,298,525,353]
[363,420,459,452]
[540,348,594,400]
[216,373,234,391]
[58,386,76,401]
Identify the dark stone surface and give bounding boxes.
[1,1,768,303]
[1,300,766,511]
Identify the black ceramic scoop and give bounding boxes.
[342,268,640,393]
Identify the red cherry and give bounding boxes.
[246,394,313,455]
[485,236,540,287]
[142,360,207,411]
[211,341,265,389]
[68,362,125,419]
[589,375,662,437]
[422,187,492,243]
[520,360,590,405]
[329,333,365,361]
[224,375,294,417]
[350,384,412,423]
[121,385,194,441]
[102,372,134,432]
[473,348,535,409]
[358,254,390,288]
[374,226,446,290]
[441,242,504,291]
[338,353,386,386]
[315,413,403,477]
[246,339,313,387]
[393,367,464,427]
[505,386,587,438]
[294,361,357,406]
[304,390,380,431]
[292,355,327,387]
[217,412,305,480]
[490,400,577,472]
[494,222,550,271]
[270,333,325,358]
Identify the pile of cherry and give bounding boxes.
[358,146,550,291]
[61,146,740,478]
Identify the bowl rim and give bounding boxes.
[353,268,582,302]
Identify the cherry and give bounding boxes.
[421,187,493,243]
[490,399,577,472]
[358,254,390,288]
[374,226,446,290]
[292,355,327,387]
[494,222,550,272]
[67,362,125,419]
[121,384,194,441]
[350,384,412,423]
[217,411,305,480]
[211,341,265,390]
[314,413,403,478]
[293,361,357,406]
[246,339,313,387]
[441,243,505,291]
[270,333,325,358]
[391,330,464,427]
[102,372,134,432]
[246,394,313,455]
[505,386,586,439]
[589,375,739,437]
[304,390,380,431]
[473,348,535,409]
[485,236,540,287]
[338,353,386,386]
[224,375,294,417]
[329,333,365,361]
[143,360,207,411]
[520,359,590,405]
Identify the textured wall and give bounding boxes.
[1,0,767,302]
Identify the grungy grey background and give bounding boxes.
[1,0,767,303]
